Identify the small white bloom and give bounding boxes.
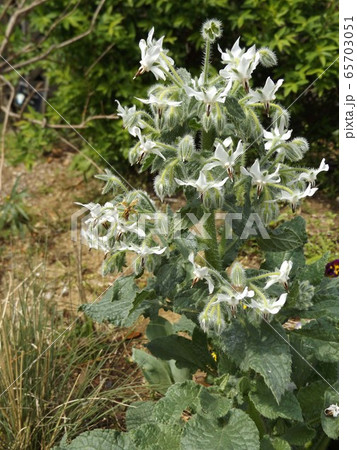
[218,37,246,65]
[247,77,284,113]
[265,260,293,290]
[263,124,292,151]
[189,252,215,293]
[185,76,232,115]
[118,243,166,257]
[241,159,281,196]
[297,158,329,186]
[278,184,318,210]
[204,137,245,179]
[136,94,182,109]
[136,129,166,163]
[219,45,260,91]
[175,171,229,197]
[249,293,287,315]
[324,404,339,418]
[134,27,174,80]
[116,101,145,137]
[213,286,254,313]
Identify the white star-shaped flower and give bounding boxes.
[278,184,318,210]
[134,28,174,81]
[247,77,284,113]
[185,75,232,115]
[265,260,293,290]
[248,293,287,315]
[241,159,281,196]
[263,124,293,151]
[188,252,215,293]
[204,137,245,180]
[213,286,254,313]
[175,171,229,197]
[219,45,260,91]
[297,159,329,186]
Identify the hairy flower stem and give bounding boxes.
[203,211,222,271]
[160,53,183,86]
[203,40,211,85]
[201,128,215,151]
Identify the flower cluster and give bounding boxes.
[80,22,329,333]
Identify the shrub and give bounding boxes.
[63,20,339,448]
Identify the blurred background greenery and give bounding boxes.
[1,0,338,193]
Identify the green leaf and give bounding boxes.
[80,276,140,327]
[281,424,316,446]
[132,348,173,393]
[240,322,292,403]
[126,401,156,430]
[261,248,305,274]
[129,423,181,449]
[321,386,339,439]
[219,320,247,367]
[297,381,326,421]
[198,389,232,419]
[181,409,260,450]
[292,318,339,363]
[146,328,215,371]
[154,381,201,424]
[249,379,303,421]
[146,316,173,340]
[152,260,186,298]
[286,279,315,310]
[299,253,329,286]
[257,217,307,252]
[55,429,132,449]
[260,436,291,450]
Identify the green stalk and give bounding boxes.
[203,40,211,85]
[203,211,221,271]
[201,128,215,151]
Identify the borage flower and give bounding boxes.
[277,184,318,211]
[241,159,281,197]
[189,252,215,293]
[136,94,182,118]
[248,293,287,315]
[265,260,293,290]
[204,137,244,180]
[247,77,284,115]
[213,286,254,315]
[175,171,228,200]
[134,28,174,81]
[185,76,232,116]
[297,158,329,186]
[263,124,292,152]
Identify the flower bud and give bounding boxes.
[201,113,213,132]
[213,113,226,135]
[178,135,195,162]
[285,137,309,162]
[230,262,247,288]
[201,19,222,43]
[255,200,279,225]
[154,211,169,236]
[258,48,278,67]
[203,188,224,209]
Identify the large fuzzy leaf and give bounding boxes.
[257,216,307,252]
[240,322,292,403]
[249,379,303,421]
[54,429,132,449]
[181,409,260,450]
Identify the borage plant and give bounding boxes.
[63,20,338,449]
